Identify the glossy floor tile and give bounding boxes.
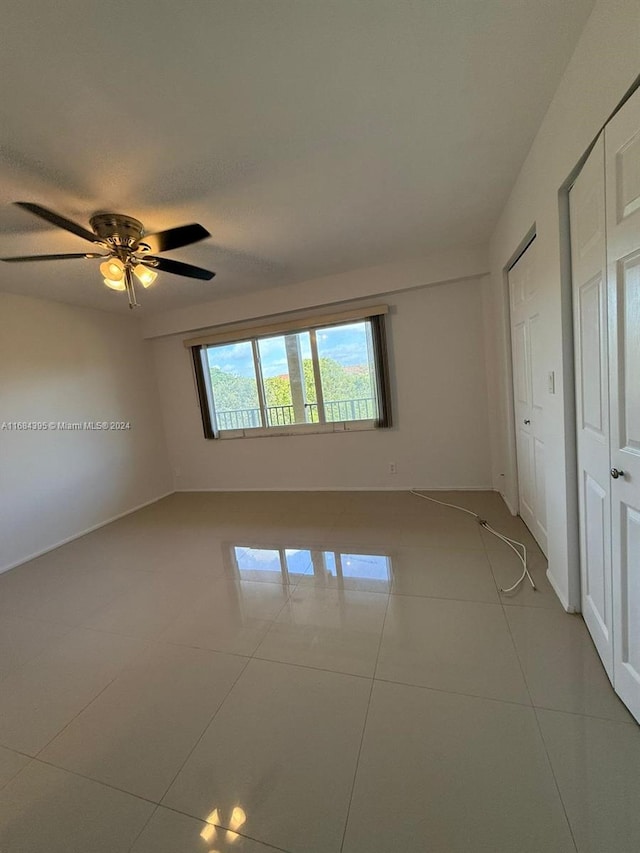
[0,761,154,853]
[161,578,291,656]
[390,546,499,602]
[255,586,388,676]
[0,628,149,755]
[0,556,148,626]
[163,659,370,853]
[0,748,29,792]
[377,594,530,703]
[0,615,70,680]
[399,513,485,549]
[131,806,289,853]
[505,607,633,721]
[342,680,575,852]
[40,643,246,801]
[537,709,640,853]
[82,572,208,639]
[0,490,638,853]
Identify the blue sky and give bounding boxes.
[207,323,370,378]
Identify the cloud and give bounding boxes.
[207,322,371,378]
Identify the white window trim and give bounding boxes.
[217,418,378,440]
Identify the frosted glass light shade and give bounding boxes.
[103,278,126,291]
[133,263,158,287]
[99,258,125,281]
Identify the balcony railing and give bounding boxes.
[215,398,376,431]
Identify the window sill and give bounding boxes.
[214,419,380,440]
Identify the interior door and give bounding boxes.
[509,238,548,555]
[605,86,640,722]
[569,134,614,678]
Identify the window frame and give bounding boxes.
[190,313,392,440]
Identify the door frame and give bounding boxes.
[558,156,594,615]
[501,221,581,610]
[501,224,536,519]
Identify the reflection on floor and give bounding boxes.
[0,490,638,853]
[231,543,392,590]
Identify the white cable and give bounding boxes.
[410,489,536,593]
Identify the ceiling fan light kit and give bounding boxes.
[133,264,158,288]
[2,203,215,309]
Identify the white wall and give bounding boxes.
[142,246,488,339]
[152,277,492,492]
[486,0,640,609]
[0,293,172,572]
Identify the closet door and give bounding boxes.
[605,86,640,722]
[509,239,548,555]
[569,134,614,678]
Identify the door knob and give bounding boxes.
[524,419,531,425]
[611,468,625,479]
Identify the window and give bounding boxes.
[190,310,391,438]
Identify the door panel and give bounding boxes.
[578,274,606,437]
[619,254,640,451]
[529,314,545,410]
[583,472,608,636]
[570,133,614,677]
[524,255,538,300]
[615,129,640,221]
[509,239,547,554]
[517,428,534,519]
[620,505,640,676]
[533,438,547,533]
[606,86,640,722]
[512,322,529,406]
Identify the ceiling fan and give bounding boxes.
[1,202,215,308]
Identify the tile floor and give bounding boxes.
[0,490,638,852]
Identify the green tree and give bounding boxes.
[210,356,375,423]
[209,366,259,411]
[263,374,292,407]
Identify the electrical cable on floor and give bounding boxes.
[410,489,536,593]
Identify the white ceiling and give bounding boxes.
[0,0,595,315]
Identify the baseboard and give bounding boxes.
[175,485,496,493]
[546,568,577,613]
[0,490,175,575]
[498,491,519,516]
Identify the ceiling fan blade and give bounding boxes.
[138,223,210,254]
[2,253,104,262]
[144,256,215,281]
[14,202,101,244]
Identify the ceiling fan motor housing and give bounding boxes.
[89,213,146,248]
